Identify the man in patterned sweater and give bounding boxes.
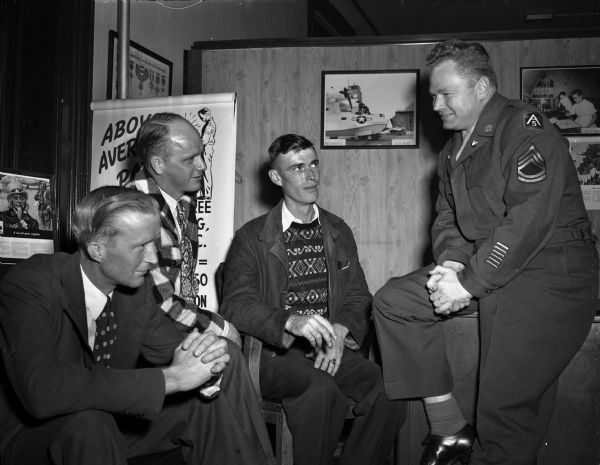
[220,134,405,465]
[132,112,240,344]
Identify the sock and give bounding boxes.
[424,397,467,436]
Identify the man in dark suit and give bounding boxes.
[0,186,274,465]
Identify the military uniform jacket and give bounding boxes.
[432,92,591,298]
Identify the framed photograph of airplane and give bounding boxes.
[320,69,419,149]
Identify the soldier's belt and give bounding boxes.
[547,226,593,246]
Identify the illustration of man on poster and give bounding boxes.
[198,107,216,199]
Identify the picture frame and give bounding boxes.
[567,135,600,210]
[107,30,173,99]
[0,170,56,264]
[520,66,600,136]
[321,70,419,149]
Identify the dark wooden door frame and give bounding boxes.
[0,0,93,254]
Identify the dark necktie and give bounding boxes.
[176,199,198,305]
[93,297,117,367]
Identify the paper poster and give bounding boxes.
[568,136,600,210]
[90,94,237,310]
[0,171,55,263]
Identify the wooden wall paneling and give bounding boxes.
[195,36,600,293]
[192,35,600,464]
[537,322,600,465]
[202,48,265,228]
[198,43,444,293]
[563,37,600,65]
[485,40,521,99]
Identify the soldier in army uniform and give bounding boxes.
[373,40,598,465]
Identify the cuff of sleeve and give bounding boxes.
[282,332,295,348]
[333,317,364,347]
[438,251,472,266]
[198,374,222,399]
[221,321,231,339]
[458,266,494,298]
[344,334,360,350]
[205,321,225,337]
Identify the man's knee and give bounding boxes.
[225,340,244,365]
[373,275,413,315]
[374,267,433,318]
[298,372,347,407]
[49,411,125,463]
[54,410,119,442]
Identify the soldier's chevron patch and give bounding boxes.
[517,144,546,183]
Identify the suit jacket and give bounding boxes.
[0,252,182,456]
[220,200,371,350]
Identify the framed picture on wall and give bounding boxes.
[0,170,56,264]
[107,30,173,99]
[520,66,600,136]
[567,135,600,210]
[321,70,419,149]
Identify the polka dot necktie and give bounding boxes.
[176,199,198,305]
[93,296,117,367]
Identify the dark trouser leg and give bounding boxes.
[5,410,127,465]
[335,350,406,465]
[5,345,273,465]
[124,342,275,465]
[192,342,275,465]
[260,347,351,465]
[373,264,477,399]
[473,243,598,465]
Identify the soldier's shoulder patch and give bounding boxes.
[523,111,544,130]
[517,144,546,183]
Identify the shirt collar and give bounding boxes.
[281,201,320,232]
[80,266,111,321]
[158,187,191,239]
[159,186,179,212]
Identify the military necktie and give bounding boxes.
[93,296,117,367]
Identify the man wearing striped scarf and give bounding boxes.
[132,112,240,345]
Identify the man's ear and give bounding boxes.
[149,155,165,175]
[268,168,282,187]
[475,76,490,101]
[87,241,105,263]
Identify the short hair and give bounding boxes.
[134,112,190,166]
[558,91,567,97]
[268,134,314,166]
[72,186,159,249]
[571,89,583,97]
[426,39,498,89]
